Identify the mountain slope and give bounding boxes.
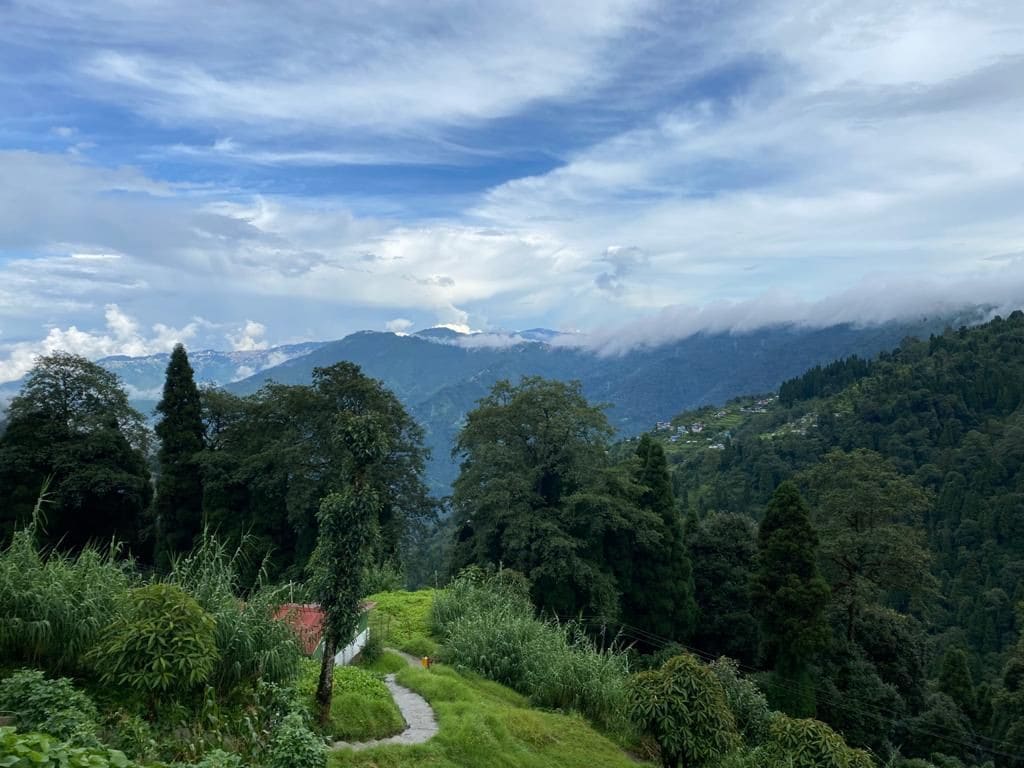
[229,318,962,491]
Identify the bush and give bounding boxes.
[88,583,218,704]
[0,727,136,768]
[360,628,384,665]
[709,657,771,746]
[0,529,132,676]
[762,714,875,768]
[626,654,740,768]
[434,570,630,734]
[0,669,100,746]
[168,537,302,698]
[267,712,325,768]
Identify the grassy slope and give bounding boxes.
[366,590,439,657]
[296,659,406,742]
[330,664,645,768]
[338,591,651,767]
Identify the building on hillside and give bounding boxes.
[274,601,377,665]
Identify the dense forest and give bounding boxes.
[2,313,1024,767]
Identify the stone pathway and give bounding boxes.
[330,649,438,751]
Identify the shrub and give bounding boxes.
[88,583,218,705]
[709,657,771,746]
[763,714,875,768]
[435,571,630,734]
[267,712,325,768]
[168,536,302,698]
[0,669,100,746]
[0,529,132,676]
[626,653,740,768]
[0,727,136,768]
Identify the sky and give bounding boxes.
[2,0,1024,381]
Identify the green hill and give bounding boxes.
[649,310,1024,765]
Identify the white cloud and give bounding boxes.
[0,304,198,384]
[3,0,650,134]
[385,318,415,334]
[227,320,268,352]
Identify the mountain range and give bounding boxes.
[0,314,985,492]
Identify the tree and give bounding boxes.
[617,435,697,643]
[689,512,760,665]
[801,449,935,642]
[626,653,739,768]
[154,344,205,566]
[751,481,831,716]
[302,364,407,725]
[450,377,676,620]
[938,647,977,721]
[450,377,617,616]
[0,353,151,551]
[198,363,433,581]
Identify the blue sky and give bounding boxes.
[2,0,1024,380]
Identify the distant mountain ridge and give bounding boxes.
[0,314,988,492]
[227,316,976,492]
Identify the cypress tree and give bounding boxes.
[621,435,697,643]
[154,344,205,566]
[751,480,831,716]
[938,646,977,720]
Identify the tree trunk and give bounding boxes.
[316,631,337,727]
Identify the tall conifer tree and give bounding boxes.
[154,343,205,565]
[751,480,830,717]
[620,434,697,643]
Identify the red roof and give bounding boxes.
[274,601,378,656]
[274,603,325,655]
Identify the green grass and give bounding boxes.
[361,651,408,675]
[366,590,439,657]
[329,664,651,768]
[296,659,406,742]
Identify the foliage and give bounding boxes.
[615,436,697,644]
[154,344,206,566]
[709,657,771,746]
[626,653,739,768]
[800,450,936,642]
[433,571,631,734]
[0,528,132,675]
[89,583,218,702]
[199,362,434,582]
[0,727,136,768]
[168,535,301,698]
[751,481,830,716]
[688,513,760,665]
[450,377,703,635]
[267,711,326,768]
[311,484,379,724]
[0,352,152,552]
[760,714,876,768]
[0,669,100,746]
[330,663,642,768]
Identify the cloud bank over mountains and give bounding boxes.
[1,1,1024,378]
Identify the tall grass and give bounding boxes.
[168,535,302,697]
[431,569,632,735]
[0,526,134,676]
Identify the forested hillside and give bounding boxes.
[652,311,1024,766]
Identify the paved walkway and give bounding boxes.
[330,649,438,751]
